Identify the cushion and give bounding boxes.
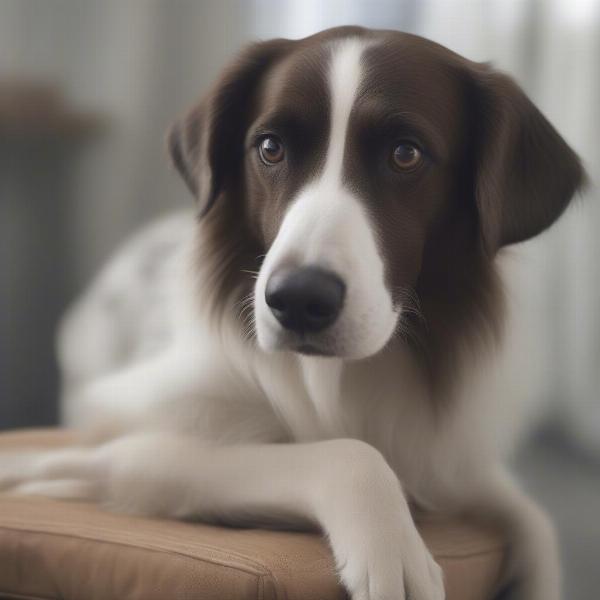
[0,429,506,600]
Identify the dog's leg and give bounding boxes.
[1,433,444,600]
[452,466,561,600]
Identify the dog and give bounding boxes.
[0,26,585,600]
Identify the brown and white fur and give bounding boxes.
[0,27,585,600]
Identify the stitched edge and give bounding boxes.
[0,592,57,600]
[0,525,270,578]
[0,527,272,600]
[0,515,272,575]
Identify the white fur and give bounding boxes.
[0,38,561,600]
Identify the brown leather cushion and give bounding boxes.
[0,429,506,600]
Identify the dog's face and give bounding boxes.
[247,36,473,358]
[169,27,583,360]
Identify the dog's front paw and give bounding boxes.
[0,451,41,491]
[337,533,445,600]
[319,440,446,600]
[0,446,107,501]
[0,439,150,508]
[0,435,183,517]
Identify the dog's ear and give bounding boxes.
[167,38,291,217]
[167,103,204,198]
[468,64,586,253]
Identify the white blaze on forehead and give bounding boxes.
[324,37,369,184]
[258,37,373,261]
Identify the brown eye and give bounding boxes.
[259,136,285,164]
[391,142,423,171]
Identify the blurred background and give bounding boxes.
[0,0,598,597]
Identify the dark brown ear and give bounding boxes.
[469,64,586,252]
[167,103,203,198]
[167,38,291,216]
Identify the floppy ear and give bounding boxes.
[469,64,586,253]
[167,38,291,216]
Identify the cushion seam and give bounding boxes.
[258,573,284,600]
[0,592,57,600]
[0,525,272,578]
[0,516,271,574]
[434,546,506,560]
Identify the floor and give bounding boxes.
[512,430,600,599]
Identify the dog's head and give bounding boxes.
[169,26,584,360]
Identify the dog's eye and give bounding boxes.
[391,142,423,171]
[258,136,285,165]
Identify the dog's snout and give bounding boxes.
[265,267,345,333]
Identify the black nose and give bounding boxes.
[265,267,345,333]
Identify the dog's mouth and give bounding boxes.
[293,342,336,357]
[258,324,340,357]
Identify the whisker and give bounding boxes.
[393,286,428,353]
[241,312,257,342]
[234,292,254,311]
[235,289,257,341]
[394,286,426,326]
